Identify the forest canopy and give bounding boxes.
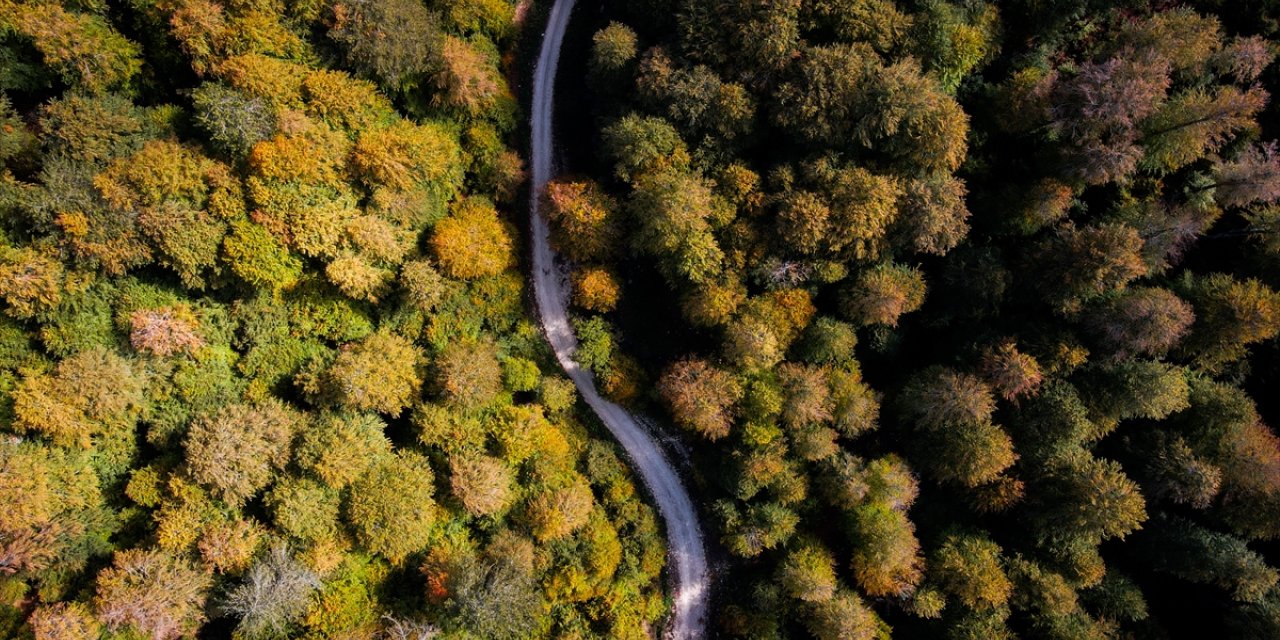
[0,0,668,638]
[556,0,1280,638]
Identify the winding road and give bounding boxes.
[528,1,710,637]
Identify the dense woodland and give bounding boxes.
[543,0,1280,638]
[0,0,673,638]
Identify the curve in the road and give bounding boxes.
[528,1,710,638]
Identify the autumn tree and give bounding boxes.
[932,530,1013,610]
[898,366,1016,487]
[842,262,927,327]
[95,549,212,640]
[430,198,514,279]
[322,331,422,415]
[657,358,742,440]
[802,589,881,640]
[436,339,502,409]
[1032,223,1148,313]
[449,452,514,517]
[526,480,594,542]
[185,399,300,505]
[12,347,148,449]
[28,602,102,640]
[431,36,501,114]
[1083,287,1195,358]
[542,179,621,262]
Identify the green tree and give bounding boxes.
[327,0,440,88]
[294,412,391,489]
[345,452,437,562]
[1141,515,1278,603]
[778,541,837,602]
[848,503,923,597]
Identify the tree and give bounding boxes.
[1029,451,1147,545]
[1178,273,1280,370]
[898,366,996,432]
[185,399,300,506]
[1141,86,1267,173]
[628,167,728,286]
[525,480,594,542]
[94,549,212,640]
[430,198,514,280]
[327,0,440,87]
[222,218,303,293]
[894,173,970,256]
[1,2,142,92]
[294,412,391,489]
[932,531,1013,610]
[324,331,422,416]
[1083,287,1195,358]
[715,500,799,558]
[1032,223,1148,313]
[431,35,501,114]
[12,347,148,449]
[657,358,742,440]
[1140,515,1278,603]
[192,83,278,159]
[265,478,341,543]
[28,602,102,640]
[436,339,502,408]
[572,267,620,312]
[842,262,927,327]
[1138,432,1222,509]
[542,179,620,262]
[980,341,1043,401]
[600,114,690,182]
[1209,142,1280,209]
[0,247,66,319]
[130,306,205,357]
[446,553,542,640]
[222,544,320,639]
[794,158,902,261]
[1048,56,1170,184]
[802,589,881,640]
[353,120,464,196]
[1078,360,1191,422]
[449,453,514,517]
[848,503,923,597]
[398,260,447,311]
[778,541,837,602]
[346,452,437,562]
[589,22,638,79]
